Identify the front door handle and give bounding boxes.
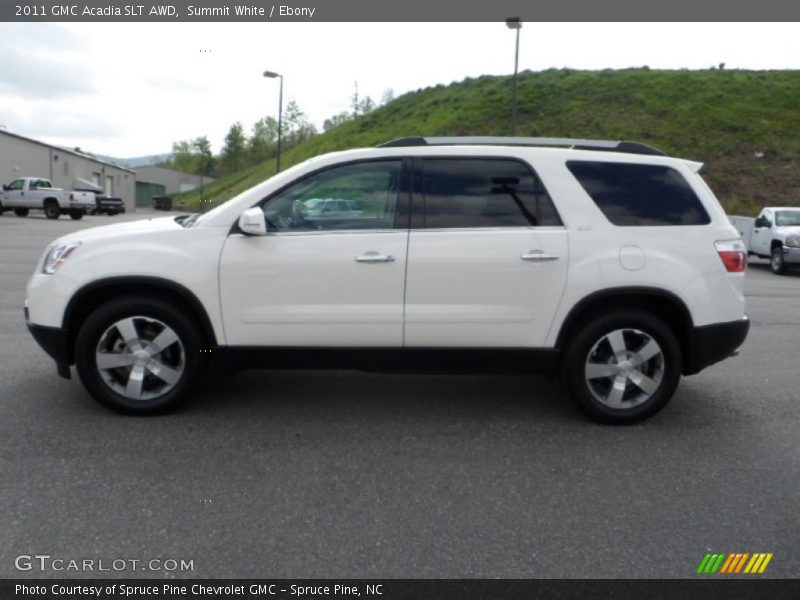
[356,252,395,263]
[521,250,559,262]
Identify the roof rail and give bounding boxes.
[378,136,666,156]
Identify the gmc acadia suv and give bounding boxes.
[25,137,749,424]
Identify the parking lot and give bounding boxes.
[0,210,798,578]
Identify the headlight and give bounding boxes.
[785,235,800,248]
[42,241,81,274]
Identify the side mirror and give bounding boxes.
[238,207,267,236]
[754,217,766,228]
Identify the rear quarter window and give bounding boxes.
[566,161,710,226]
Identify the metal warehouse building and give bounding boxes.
[136,165,215,195]
[0,129,136,212]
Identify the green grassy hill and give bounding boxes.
[176,69,800,215]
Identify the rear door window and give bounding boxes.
[566,161,710,226]
[419,158,562,228]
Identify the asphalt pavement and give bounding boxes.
[0,210,798,579]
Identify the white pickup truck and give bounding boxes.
[0,177,96,220]
[730,207,800,274]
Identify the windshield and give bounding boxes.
[775,210,800,226]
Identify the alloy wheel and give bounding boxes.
[584,328,665,409]
[95,316,185,400]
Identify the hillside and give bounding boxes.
[176,69,800,215]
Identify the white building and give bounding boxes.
[135,165,215,195]
[0,129,136,212]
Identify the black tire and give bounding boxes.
[69,210,84,221]
[44,200,60,220]
[561,310,682,425]
[75,296,207,415]
[771,246,788,275]
[0,201,4,215]
[14,207,29,217]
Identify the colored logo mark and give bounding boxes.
[696,552,773,574]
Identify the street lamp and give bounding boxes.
[263,70,283,173]
[505,17,522,136]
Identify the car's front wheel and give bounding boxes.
[561,310,682,425]
[75,296,206,414]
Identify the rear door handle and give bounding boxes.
[356,252,395,263]
[521,250,559,262]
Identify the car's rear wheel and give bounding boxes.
[771,246,788,275]
[561,310,681,424]
[75,297,206,414]
[69,210,84,220]
[44,200,60,219]
[14,207,29,217]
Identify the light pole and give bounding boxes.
[263,70,283,172]
[505,17,522,136]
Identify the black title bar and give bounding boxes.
[2,0,800,21]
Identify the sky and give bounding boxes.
[1,22,799,158]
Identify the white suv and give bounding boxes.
[25,137,749,424]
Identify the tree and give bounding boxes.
[323,111,351,132]
[221,122,246,174]
[248,117,278,164]
[380,88,395,105]
[193,136,214,177]
[359,96,375,114]
[350,82,376,116]
[283,101,316,145]
[350,81,360,117]
[293,122,317,144]
[169,140,199,173]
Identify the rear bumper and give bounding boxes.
[683,316,749,375]
[95,197,125,213]
[67,203,94,212]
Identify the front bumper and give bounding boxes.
[26,299,72,378]
[27,322,72,378]
[781,246,800,265]
[683,316,750,375]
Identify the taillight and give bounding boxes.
[69,193,74,201]
[715,239,747,272]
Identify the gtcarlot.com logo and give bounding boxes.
[696,552,773,574]
[14,554,194,573]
